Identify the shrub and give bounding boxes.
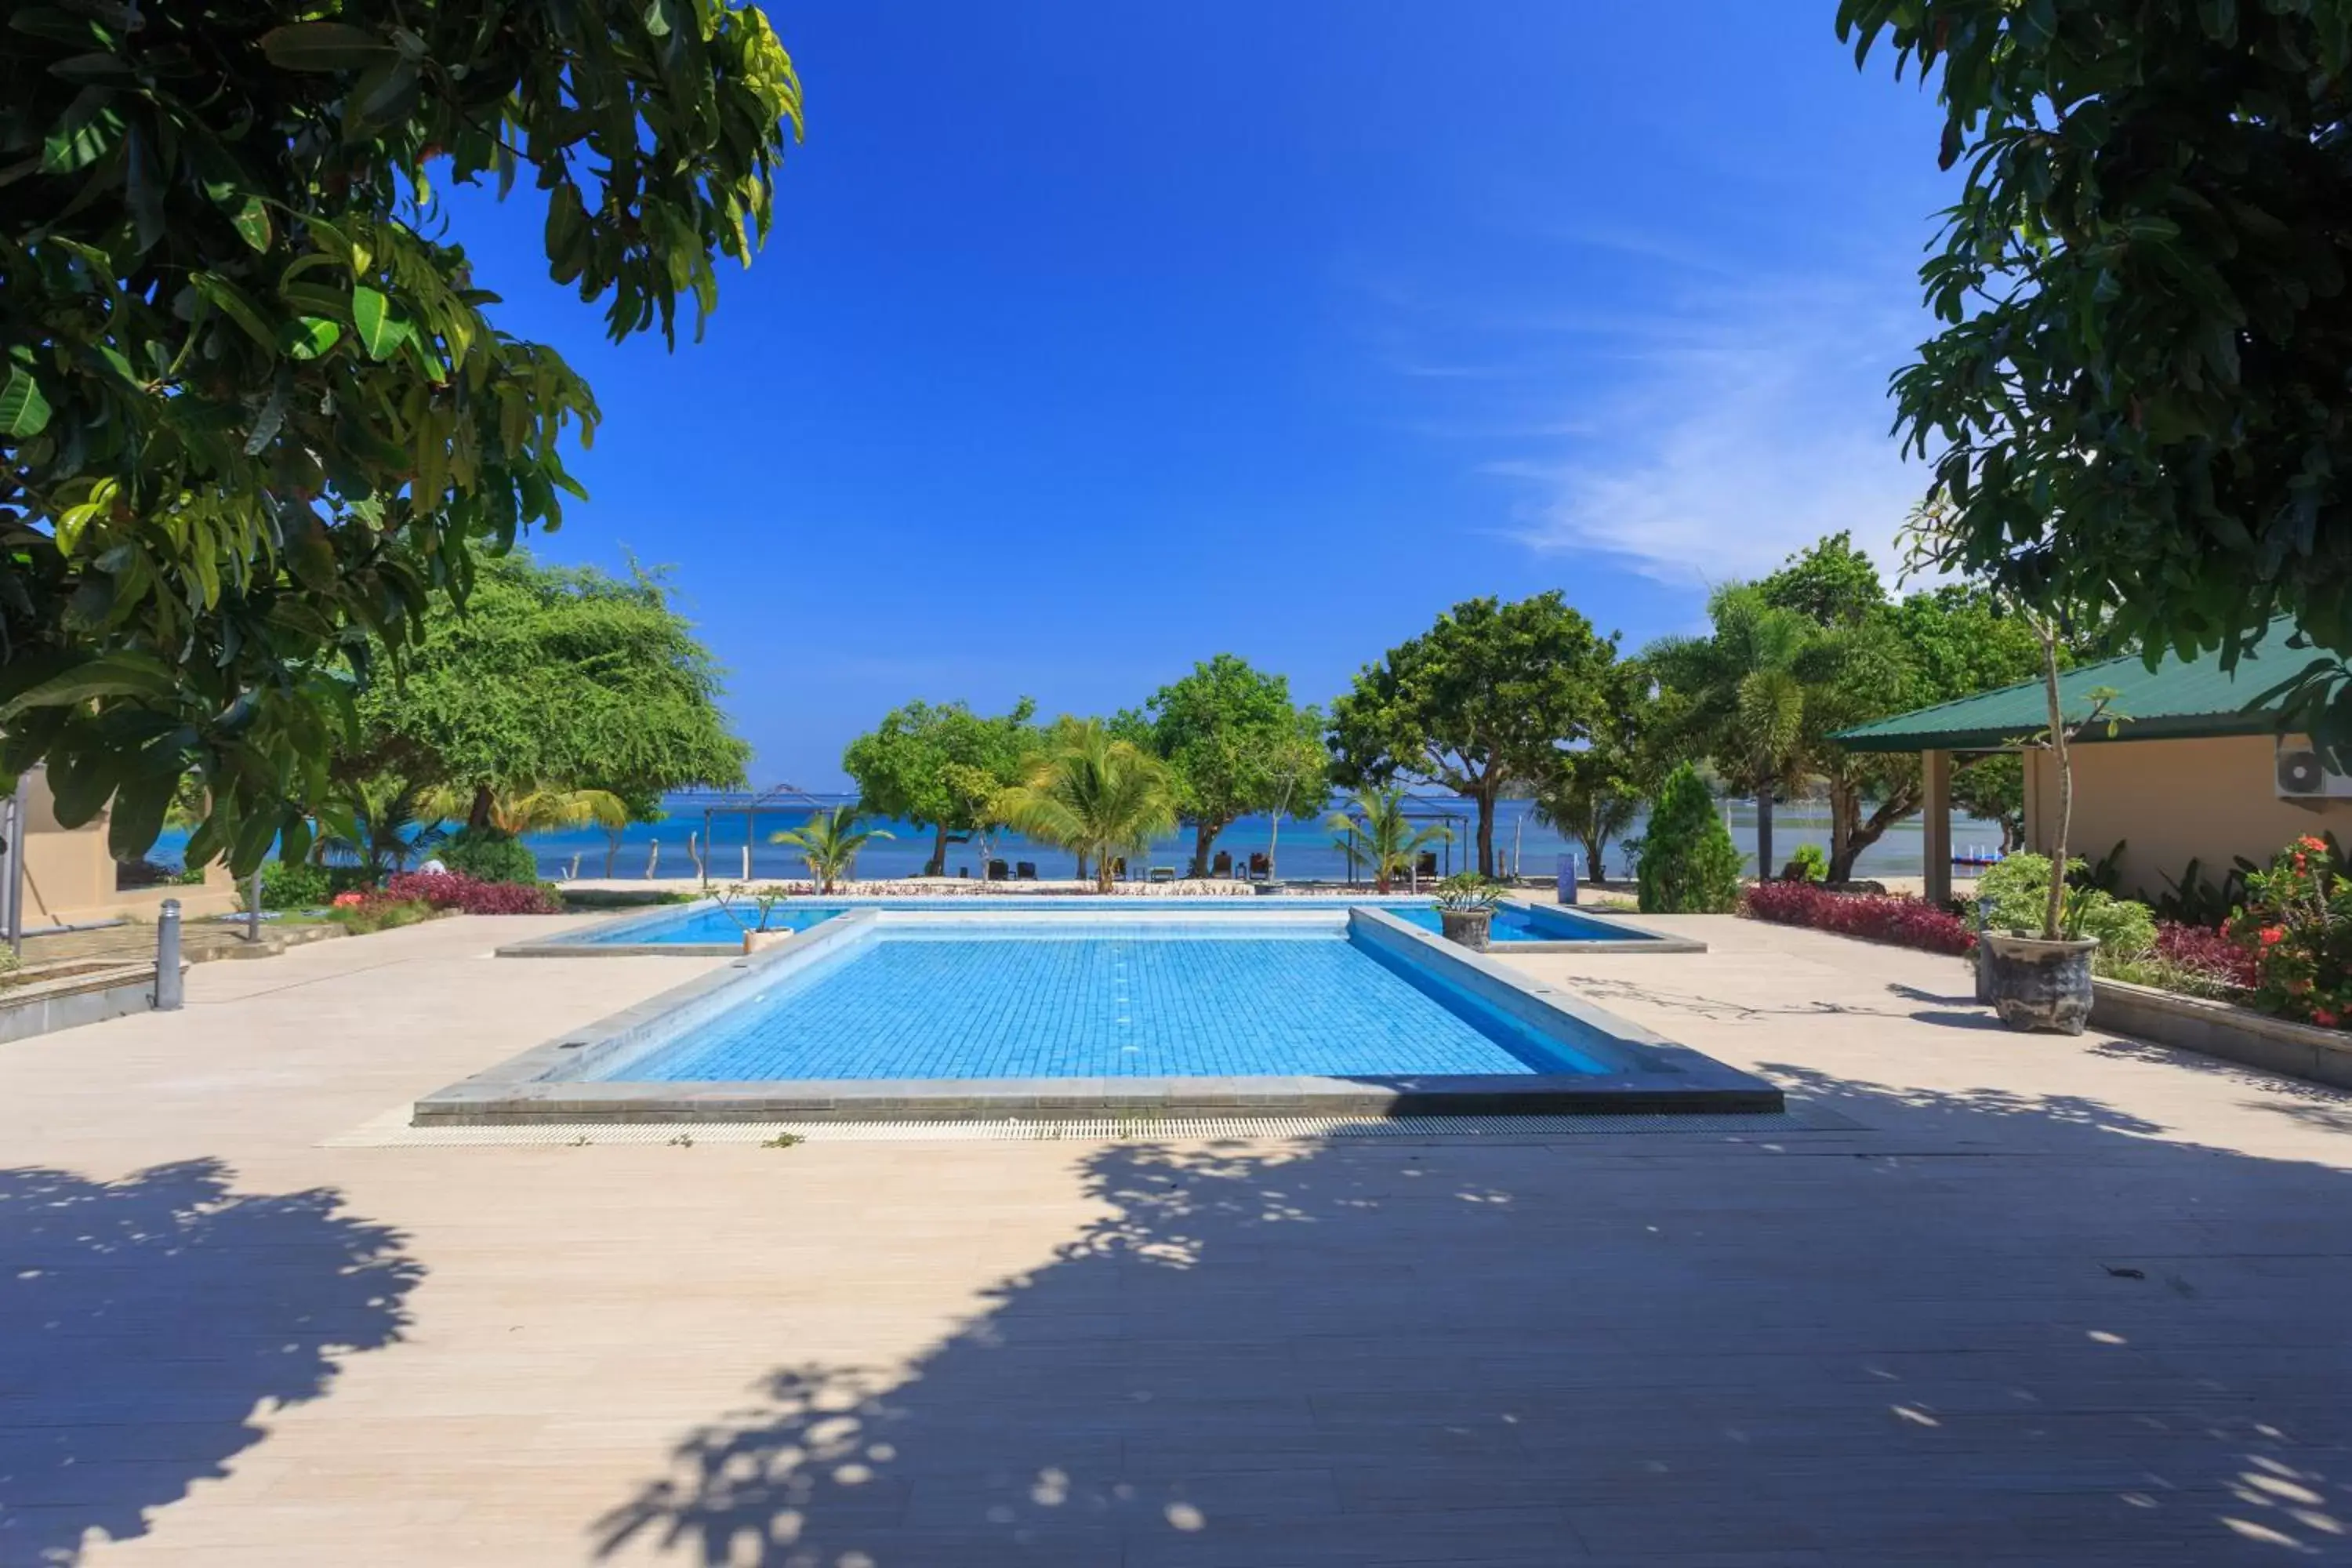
[325,895,434,935]
[383,872,564,915]
[2227,836,2352,1029]
[440,827,543,886]
[246,858,375,911]
[1636,764,1742,914]
[1743,881,1976,955]
[1786,844,1828,883]
[1976,853,2157,956]
[2152,921,2258,990]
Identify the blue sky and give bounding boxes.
[443,2,1955,788]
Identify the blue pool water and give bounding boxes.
[575,895,1644,946]
[597,924,1608,1081]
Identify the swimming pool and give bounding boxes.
[425,907,1775,1123]
[521,894,1673,954]
[594,920,1606,1081]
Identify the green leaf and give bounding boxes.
[107,767,179,863]
[190,273,278,347]
[0,366,50,437]
[278,316,342,360]
[343,59,421,136]
[230,195,273,252]
[258,21,394,71]
[0,652,179,718]
[350,285,408,359]
[42,85,122,172]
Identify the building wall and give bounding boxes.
[16,769,241,928]
[2023,735,2352,900]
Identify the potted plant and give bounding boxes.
[1980,615,2126,1033]
[1435,873,1501,951]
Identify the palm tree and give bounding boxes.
[421,782,632,839]
[1323,786,1451,894]
[321,776,448,876]
[1647,586,1813,882]
[995,721,1178,894]
[771,805,893,894]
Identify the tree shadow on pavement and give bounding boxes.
[598,1078,2352,1567]
[0,1158,421,1566]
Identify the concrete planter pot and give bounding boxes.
[742,928,793,955]
[1984,932,2099,1034]
[1438,908,1494,952]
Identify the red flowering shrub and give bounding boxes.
[2151,921,2257,990]
[2225,836,2352,1029]
[1741,882,1976,956]
[383,872,563,915]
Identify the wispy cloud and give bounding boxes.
[1367,239,1937,590]
[1494,276,1932,586]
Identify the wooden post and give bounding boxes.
[1922,749,1953,909]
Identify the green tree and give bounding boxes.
[0,3,800,873]
[1329,593,1615,877]
[771,806,892,895]
[1952,754,2025,855]
[1754,535,2049,881]
[1323,786,1451,895]
[842,699,1040,876]
[1647,587,1813,883]
[1636,764,1743,914]
[343,553,749,829]
[996,721,1178,895]
[1840,2,2352,750]
[1532,657,1661,884]
[1134,655,1327,877]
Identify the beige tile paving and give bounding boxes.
[0,913,2347,1566]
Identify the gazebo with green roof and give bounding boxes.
[1833,629,2305,906]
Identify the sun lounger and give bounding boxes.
[1211,850,1233,878]
[1148,866,1176,883]
[1014,861,1038,880]
[988,858,1010,880]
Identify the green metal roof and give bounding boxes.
[1835,624,2302,753]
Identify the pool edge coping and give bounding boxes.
[419,907,1779,1125]
[494,893,1706,959]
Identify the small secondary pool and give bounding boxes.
[593,920,1608,1082]
[559,895,1650,949]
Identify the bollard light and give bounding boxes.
[155,898,184,1011]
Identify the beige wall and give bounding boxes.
[15,769,240,928]
[2023,734,2352,899]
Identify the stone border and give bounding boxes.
[0,961,175,1044]
[417,907,1778,1125]
[2093,977,2352,1092]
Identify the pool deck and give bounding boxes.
[1,913,2348,1564]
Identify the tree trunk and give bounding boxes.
[1475,787,1497,878]
[1097,852,1115,895]
[469,782,494,832]
[1075,852,1090,883]
[926,822,949,878]
[1581,834,1606,885]
[1753,782,1774,884]
[2041,628,2071,940]
[1190,822,1216,880]
[1828,782,1922,884]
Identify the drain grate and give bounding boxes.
[325,1105,1859,1148]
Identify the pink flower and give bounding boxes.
[2313,1008,2339,1029]
[331,891,365,908]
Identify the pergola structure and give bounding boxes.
[1834,631,2299,906]
[686,783,833,885]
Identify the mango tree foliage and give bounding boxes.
[1838,0,2352,753]
[342,554,750,825]
[0,1,800,869]
[1329,593,1616,877]
[1135,655,1327,877]
[841,699,1040,876]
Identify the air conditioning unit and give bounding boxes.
[2275,739,2352,800]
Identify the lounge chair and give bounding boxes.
[988,858,1010,880]
[1415,851,1439,880]
[1210,850,1233,878]
[1247,852,1270,880]
[1148,866,1177,883]
[1112,857,1128,880]
[1014,861,1038,880]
